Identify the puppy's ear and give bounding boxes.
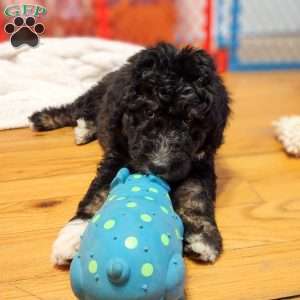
[176,46,216,84]
[129,43,177,80]
[128,49,158,82]
[176,47,217,118]
[178,48,230,151]
[128,50,156,70]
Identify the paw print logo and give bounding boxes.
[4,16,45,48]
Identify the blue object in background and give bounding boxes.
[215,0,300,71]
[229,0,300,71]
[70,168,185,300]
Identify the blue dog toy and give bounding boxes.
[70,168,185,300]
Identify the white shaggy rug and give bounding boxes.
[0,37,142,130]
[273,116,300,157]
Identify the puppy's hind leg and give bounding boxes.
[29,104,76,131]
[29,82,102,135]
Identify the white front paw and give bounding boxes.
[51,219,88,265]
[185,233,221,263]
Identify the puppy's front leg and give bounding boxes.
[173,158,222,263]
[51,153,124,265]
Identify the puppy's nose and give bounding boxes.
[149,162,168,175]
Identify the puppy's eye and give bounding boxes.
[145,110,155,118]
[158,92,166,99]
[158,90,169,101]
[181,87,192,96]
[182,118,190,126]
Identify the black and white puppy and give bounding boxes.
[29,42,230,265]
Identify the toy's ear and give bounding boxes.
[110,168,130,189]
[148,174,171,192]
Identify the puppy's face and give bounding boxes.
[122,43,217,182]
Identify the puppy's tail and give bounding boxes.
[28,104,76,131]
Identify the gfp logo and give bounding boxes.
[3,4,47,48]
[4,4,47,17]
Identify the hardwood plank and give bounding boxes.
[221,71,300,157]
[0,283,40,299]
[185,240,300,300]
[0,138,101,183]
[0,230,59,283]
[217,152,300,182]
[216,177,300,250]
[0,128,82,152]
[14,274,75,300]
[0,173,93,235]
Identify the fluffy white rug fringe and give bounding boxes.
[273,116,300,157]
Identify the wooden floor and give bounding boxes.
[1,71,300,300]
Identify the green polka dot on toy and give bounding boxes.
[141,263,154,277]
[116,196,126,201]
[165,193,171,200]
[131,186,141,192]
[133,174,142,179]
[145,196,154,201]
[104,219,116,230]
[161,233,170,246]
[160,206,169,214]
[125,236,138,249]
[88,259,98,274]
[126,202,137,208]
[149,187,159,193]
[91,214,101,223]
[140,214,152,222]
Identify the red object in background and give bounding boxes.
[203,0,213,54]
[0,11,6,41]
[94,0,111,38]
[106,0,176,46]
[215,48,229,73]
[203,0,229,72]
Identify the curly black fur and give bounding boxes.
[29,43,230,262]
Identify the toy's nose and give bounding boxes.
[107,259,130,285]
